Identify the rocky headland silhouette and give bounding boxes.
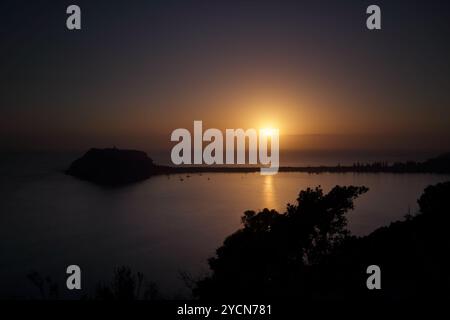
[66,148,162,185]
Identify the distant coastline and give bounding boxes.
[66,148,450,186]
[161,154,450,174]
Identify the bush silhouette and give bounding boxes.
[194,182,450,300]
[95,266,160,300]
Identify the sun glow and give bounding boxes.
[260,127,278,137]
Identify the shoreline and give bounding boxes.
[151,164,450,175]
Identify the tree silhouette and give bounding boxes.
[194,182,450,300]
[194,185,368,299]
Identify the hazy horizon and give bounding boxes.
[1,0,450,155]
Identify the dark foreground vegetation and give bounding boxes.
[67,148,450,186]
[27,266,163,300]
[194,181,450,300]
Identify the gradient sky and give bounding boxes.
[1,0,449,154]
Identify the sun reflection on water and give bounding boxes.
[262,174,276,209]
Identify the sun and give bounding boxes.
[260,127,278,137]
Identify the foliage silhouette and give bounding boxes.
[27,266,161,300]
[27,271,59,299]
[95,266,161,300]
[194,185,368,299]
[194,182,450,300]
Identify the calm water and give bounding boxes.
[1,153,449,298]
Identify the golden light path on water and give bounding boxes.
[263,174,276,209]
